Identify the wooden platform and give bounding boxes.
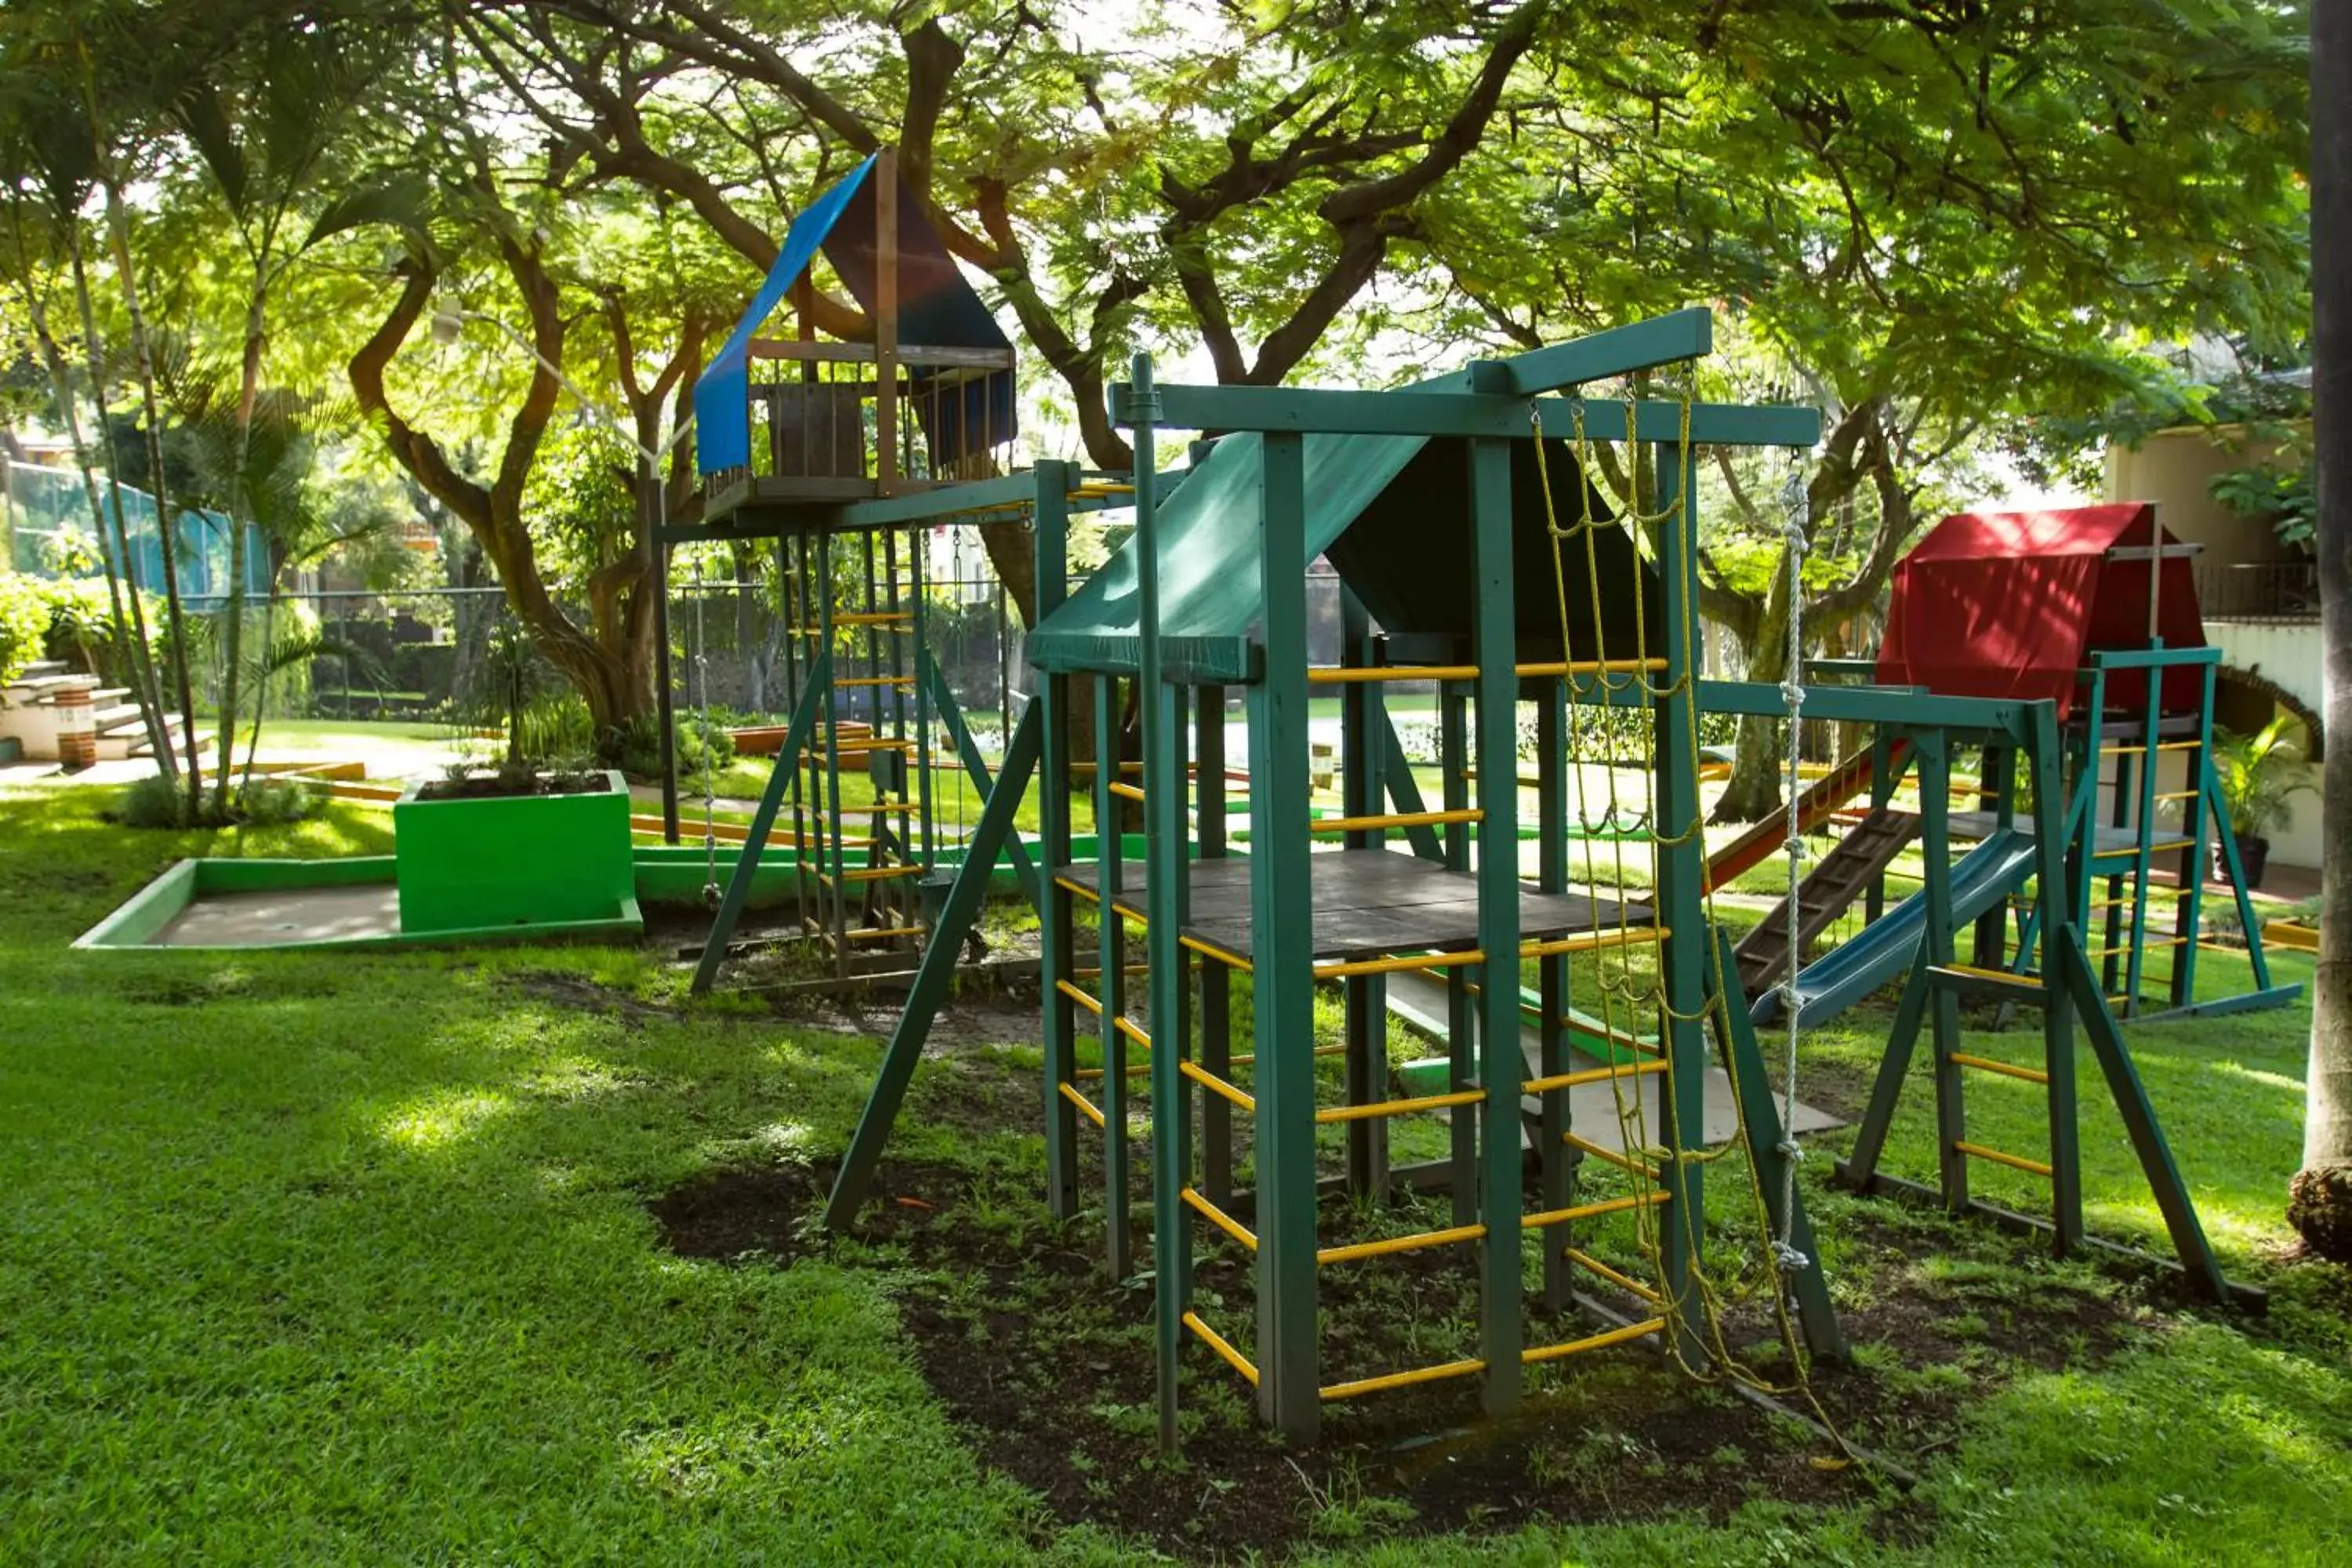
[1054,848,1654,962]
[698,474,950,535]
[1946,811,2180,858]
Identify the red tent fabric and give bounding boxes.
[1875,503,2205,719]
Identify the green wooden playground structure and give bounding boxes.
[667,153,2283,1454]
[710,307,2257,1454]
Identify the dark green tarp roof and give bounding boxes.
[1026,412,1660,684]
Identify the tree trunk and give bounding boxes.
[96,169,204,815]
[239,587,280,790]
[1711,561,1793,823]
[213,268,267,812]
[23,281,176,771]
[2291,0,2352,1260]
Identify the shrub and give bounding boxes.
[608,713,734,786]
[115,771,187,828]
[233,778,323,826]
[112,770,323,829]
[0,572,47,684]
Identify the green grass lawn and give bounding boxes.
[254,718,470,746]
[2,779,2348,1563]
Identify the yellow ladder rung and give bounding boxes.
[839,926,924,942]
[2152,790,2201,802]
[1948,1051,2051,1085]
[2084,935,2191,958]
[822,866,924,884]
[1053,876,1098,902]
[1112,1014,1150,1049]
[1305,657,1667,686]
[1315,1087,1486,1124]
[1314,927,1668,982]
[1317,1221,1486,1267]
[1181,935,1250,970]
[1322,808,1481,833]
[1225,1042,1349,1069]
[1523,1189,1671,1229]
[833,612,914,626]
[809,739,919,757]
[1181,1187,1259,1252]
[1523,1059,1669,1096]
[1105,781,1147,803]
[2093,839,2193,858]
[1319,1356,1486,1403]
[1938,963,2040,988]
[1183,1309,1260,1387]
[1180,1058,1256,1112]
[1955,1140,2054,1178]
[1055,978,1103,1015]
[2100,740,2201,756]
[1308,664,1481,684]
[1562,1248,1662,1305]
[1058,1080,1108,1130]
[1563,1131,1666,1180]
[1522,1316,1668,1366]
[832,675,916,688]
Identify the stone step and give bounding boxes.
[16,660,67,679]
[122,728,213,762]
[92,704,147,731]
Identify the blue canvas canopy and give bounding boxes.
[694,154,1017,476]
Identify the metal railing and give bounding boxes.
[2196,561,2318,624]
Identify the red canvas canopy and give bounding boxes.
[1875,503,2205,719]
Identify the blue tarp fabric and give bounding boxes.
[695,155,876,475]
[693,154,1018,478]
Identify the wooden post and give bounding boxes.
[1250,430,1319,1445]
[1468,434,1523,1417]
[873,149,899,495]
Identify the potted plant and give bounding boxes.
[392,630,633,935]
[2211,715,2316,888]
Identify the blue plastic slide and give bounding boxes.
[1750,829,2040,1029]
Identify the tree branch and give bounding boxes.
[348,259,492,532]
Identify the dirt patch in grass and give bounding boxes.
[505,971,680,1029]
[650,1156,1899,1562]
[651,1160,956,1265]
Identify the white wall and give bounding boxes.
[2205,620,2323,871]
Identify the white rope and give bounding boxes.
[694,568,719,907]
[1775,456,1810,1272]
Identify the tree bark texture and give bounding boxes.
[351,244,667,742]
[2291,0,2352,1259]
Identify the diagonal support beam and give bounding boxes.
[689,648,832,995]
[1471,307,1714,394]
[2055,926,2231,1302]
[1377,712,1446,862]
[824,702,1044,1229]
[1711,930,1848,1363]
[920,650,1040,909]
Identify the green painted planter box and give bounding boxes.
[394,770,635,935]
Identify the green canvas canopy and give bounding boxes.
[1025,425,1661,684]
